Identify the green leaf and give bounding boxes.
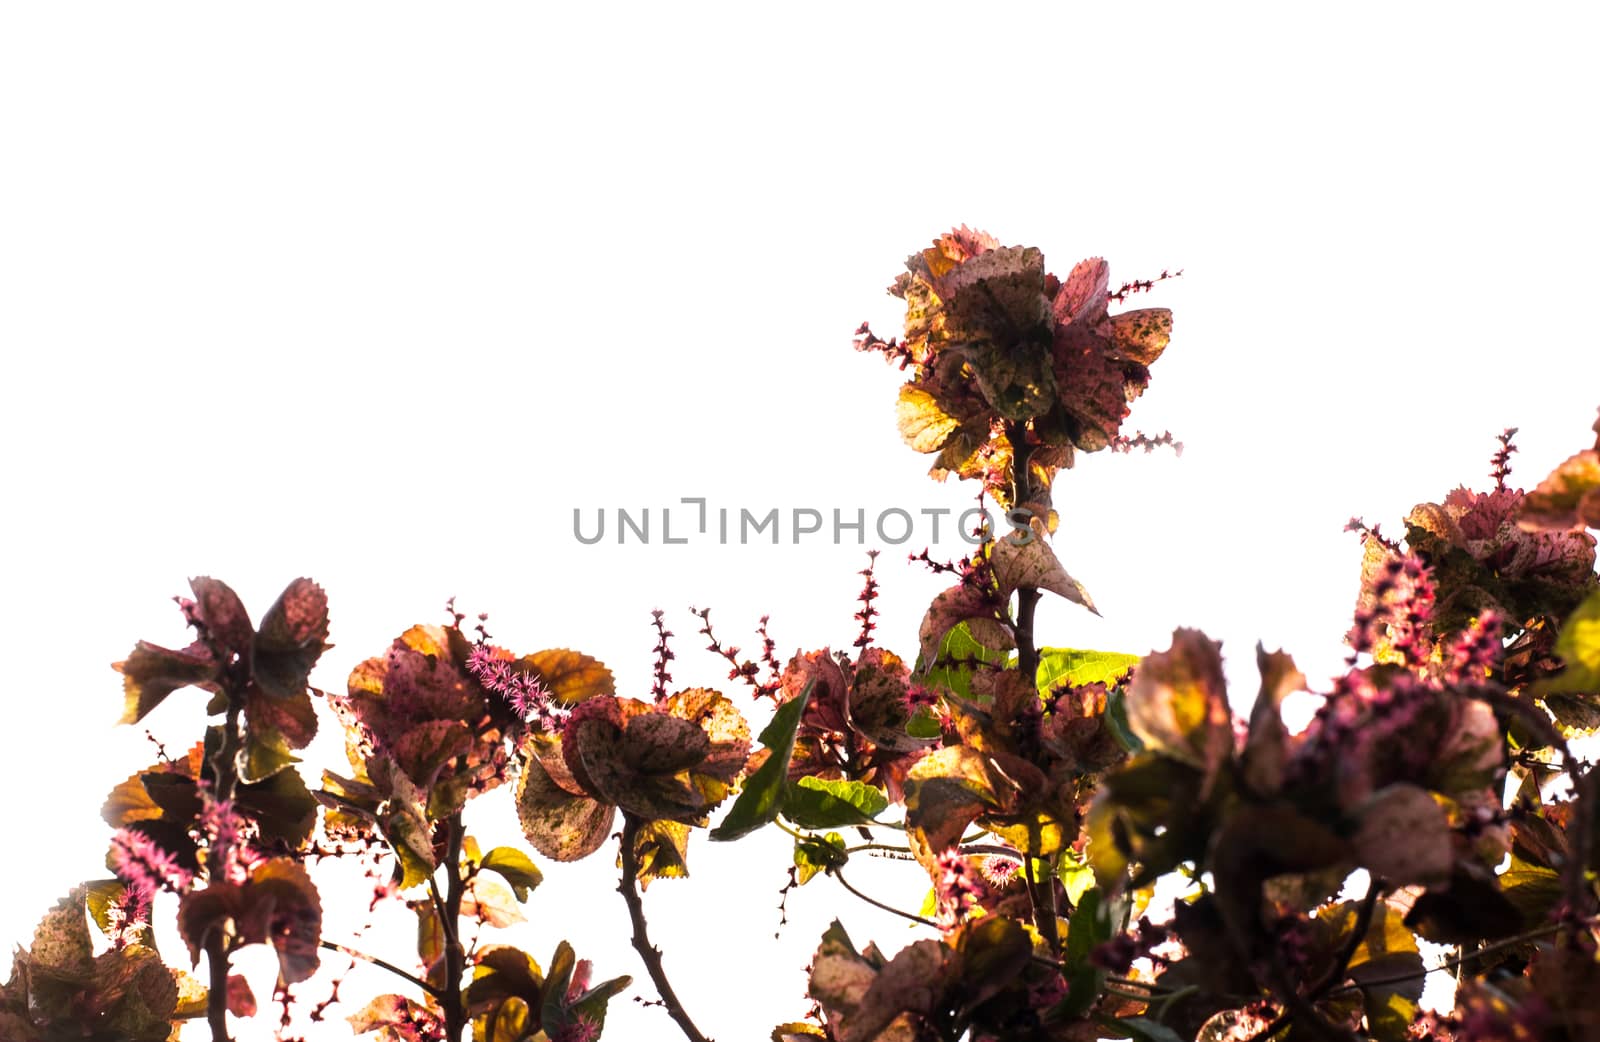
[540,941,578,1037]
[906,705,942,739]
[1057,853,1096,907]
[919,621,1013,699]
[794,832,847,885]
[1104,686,1143,752]
[783,777,888,829]
[1539,587,1600,696]
[479,847,544,902]
[711,681,811,841]
[1037,647,1139,695]
[1064,888,1109,973]
[238,726,300,784]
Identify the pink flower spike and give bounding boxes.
[110,828,195,896]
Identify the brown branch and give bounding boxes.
[205,697,245,1042]
[619,814,712,1042]
[1003,420,1060,956]
[441,814,468,1042]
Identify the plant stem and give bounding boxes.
[1309,876,1384,999]
[320,940,444,999]
[1022,854,1060,955]
[1325,919,1581,996]
[440,814,468,1042]
[619,813,712,1042]
[205,697,245,1042]
[1002,420,1060,955]
[832,868,941,929]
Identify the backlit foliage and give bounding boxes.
[7,232,1598,1042]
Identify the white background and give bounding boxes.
[2,4,1596,1039]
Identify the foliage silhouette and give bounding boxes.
[4,231,1599,1042]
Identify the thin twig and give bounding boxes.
[1310,876,1385,999]
[1325,920,1576,996]
[832,869,941,929]
[1461,684,1595,913]
[619,814,713,1042]
[320,940,443,999]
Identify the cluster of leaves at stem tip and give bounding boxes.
[5,230,1600,1042]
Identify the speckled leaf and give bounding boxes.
[245,685,318,753]
[30,888,94,975]
[848,649,926,753]
[515,743,614,862]
[1104,308,1173,365]
[918,584,1012,669]
[991,516,1098,614]
[189,577,254,662]
[620,712,710,774]
[252,578,330,699]
[631,818,691,887]
[903,747,1030,856]
[896,384,961,454]
[841,939,957,1042]
[661,687,750,782]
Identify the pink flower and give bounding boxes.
[110,827,195,897]
[549,1015,600,1042]
[932,850,988,932]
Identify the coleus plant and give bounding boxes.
[3,231,1597,1042]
